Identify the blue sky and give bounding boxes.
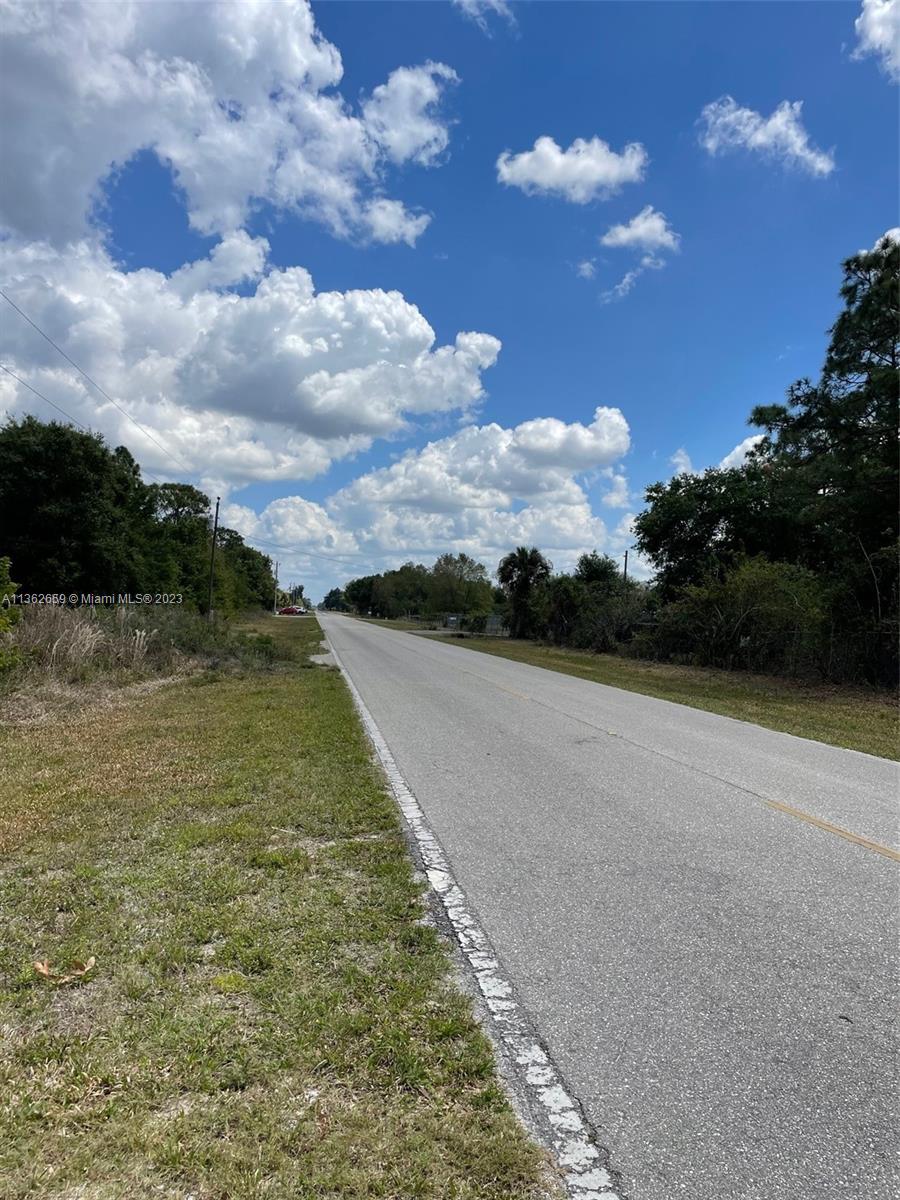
[1,0,897,596]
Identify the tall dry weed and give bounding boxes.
[9,605,178,683]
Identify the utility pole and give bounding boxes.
[206,496,220,622]
[273,561,279,614]
[623,548,628,585]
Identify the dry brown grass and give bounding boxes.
[11,604,175,676]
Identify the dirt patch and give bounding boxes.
[309,638,336,667]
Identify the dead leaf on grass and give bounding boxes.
[33,955,97,985]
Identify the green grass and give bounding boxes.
[357,616,438,632]
[0,616,559,1199]
[426,635,897,761]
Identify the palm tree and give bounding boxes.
[497,546,551,638]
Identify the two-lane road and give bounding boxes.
[320,613,898,1200]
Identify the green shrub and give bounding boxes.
[0,557,22,675]
[0,557,20,633]
[646,556,829,677]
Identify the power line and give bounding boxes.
[1,288,196,478]
[0,362,165,483]
[0,296,433,572]
[0,295,369,546]
[0,386,443,577]
[1,362,91,430]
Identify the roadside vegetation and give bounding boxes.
[338,238,899,695]
[0,586,285,728]
[0,615,558,1199]
[358,616,444,632]
[1,595,279,684]
[0,417,278,615]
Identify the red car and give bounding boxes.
[277,605,307,615]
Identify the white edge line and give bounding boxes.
[323,623,623,1200]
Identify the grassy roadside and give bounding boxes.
[0,615,559,1199]
[375,625,896,761]
[355,616,436,632]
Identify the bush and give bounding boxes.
[539,575,647,653]
[0,557,22,675]
[643,556,829,677]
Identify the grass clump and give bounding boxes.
[0,615,558,1199]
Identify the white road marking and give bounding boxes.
[324,626,623,1200]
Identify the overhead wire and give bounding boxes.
[1,288,196,477]
[0,362,89,430]
[0,362,166,483]
[0,360,365,563]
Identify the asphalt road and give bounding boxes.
[319,614,899,1200]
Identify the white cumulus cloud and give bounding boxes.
[669,447,693,476]
[362,63,459,166]
[497,135,648,203]
[0,234,500,491]
[362,199,431,247]
[325,414,631,583]
[600,470,630,508]
[599,207,680,303]
[331,407,631,519]
[0,0,646,599]
[219,407,636,596]
[854,0,900,80]
[0,0,457,247]
[718,434,764,470]
[698,96,835,177]
[224,495,360,558]
[576,259,597,279]
[170,230,269,298]
[601,205,680,252]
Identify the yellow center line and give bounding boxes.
[494,683,532,702]
[764,799,900,862]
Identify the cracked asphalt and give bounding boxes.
[319,614,899,1200]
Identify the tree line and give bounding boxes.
[328,547,643,644]
[323,553,498,625]
[335,237,899,685]
[0,416,277,613]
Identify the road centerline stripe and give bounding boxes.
[763,799,900,862]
